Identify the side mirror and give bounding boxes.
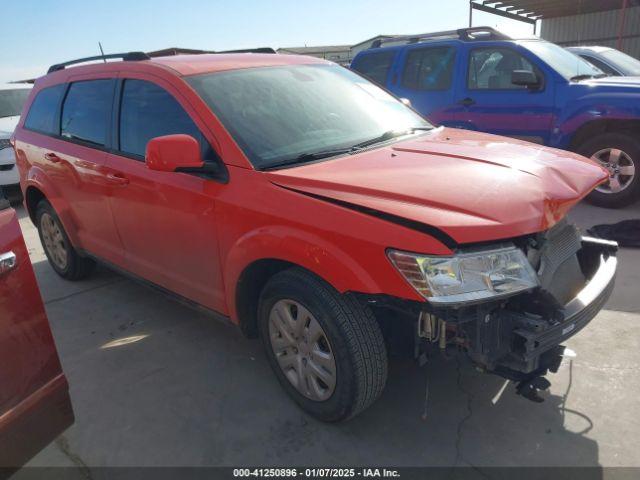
[511,70,540,89]
[146,134,204,172]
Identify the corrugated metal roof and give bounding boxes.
[471,0,638,21]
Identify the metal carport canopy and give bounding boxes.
[470,0,630,25]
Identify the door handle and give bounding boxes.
[44,152,61,163]
[0,251,17,275]
[105,172,130,186]
[458,97,476,107]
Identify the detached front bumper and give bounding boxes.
[408,236,617,389]
[513,240,616,365]
[461,236,617,381]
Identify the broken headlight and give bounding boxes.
[387,245,538,305]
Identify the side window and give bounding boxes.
[351,51,396,86]
[580,55,617,76]
[468,48,537,90]
[402,46,456,90]
[61,79,115,146]
[23,84,65,135]
[119,79,205,158]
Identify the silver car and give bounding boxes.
[0,83,32,189]
[567,46,640,77]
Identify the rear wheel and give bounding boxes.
[577,133,640,208]
[258,268,387,422]
[35,200,95,280]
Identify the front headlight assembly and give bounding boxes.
[387,245,539,305]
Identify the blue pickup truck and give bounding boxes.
[351,27,640,208]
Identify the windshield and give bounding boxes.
[188,64,431,169]
[600,49,640,76]
[521,40,604,80]
[0,89,31,118]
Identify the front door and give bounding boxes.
[0,194,74,468]
[457,45,555,145]
[104,78,226,311]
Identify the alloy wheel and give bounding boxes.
[591,148,636,194]
[268,299,337,401]
[40,213,68,270]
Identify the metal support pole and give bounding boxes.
[469,0,473,27]
[617,0,629,51]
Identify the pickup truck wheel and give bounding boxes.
[577,133,640,208]
[35,200,95,280]
[258,268,387,422]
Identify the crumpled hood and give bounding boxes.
[266,128,608,245]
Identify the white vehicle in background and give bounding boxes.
[567,46,640,77]
[0,83,32,194]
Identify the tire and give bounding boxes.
[258,268,387,422]
[35,200,95,280]
[577,133,640,208]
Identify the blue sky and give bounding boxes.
[0,0,535,83]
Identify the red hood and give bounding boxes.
[265,128,608,245]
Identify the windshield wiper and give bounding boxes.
[262,147,352,170]
[261,127,433,171]
[570,73,608,81]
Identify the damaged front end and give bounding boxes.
[387,220,618,402]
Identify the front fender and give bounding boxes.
[553,91,640,149]
[223,225,409,324]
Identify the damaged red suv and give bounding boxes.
[13,51,617,421]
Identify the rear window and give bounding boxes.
[61,79,115,146]
[23,84,65,134]
[402,46,456,90]
[351,51,396,86]
[0,89,31,118]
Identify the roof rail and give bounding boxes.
[369,26,511,49]
[216,47,277,54]
[47,52,151,74]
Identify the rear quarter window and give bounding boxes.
[23,84,66,135]
[351,51,397,86]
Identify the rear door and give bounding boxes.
[456,44,555,145]
[391,43,459,126]
[19,78,124,264]
[0,191,73,469]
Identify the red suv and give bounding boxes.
[13,51,617,421]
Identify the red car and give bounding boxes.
[0,188,74,469]
[12,51,617,421]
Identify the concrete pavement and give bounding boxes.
[12,201,640,470]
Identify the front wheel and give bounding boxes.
[577,133,640,208]
[258,268,388,422]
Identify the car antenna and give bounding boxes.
[98,42,107,63]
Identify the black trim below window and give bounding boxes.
[275,184,458,249]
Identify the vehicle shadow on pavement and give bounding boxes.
[24,260,601,471]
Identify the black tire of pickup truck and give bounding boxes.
[577,133,640,208]
[258,268,388,422]
[35,200,95,280]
